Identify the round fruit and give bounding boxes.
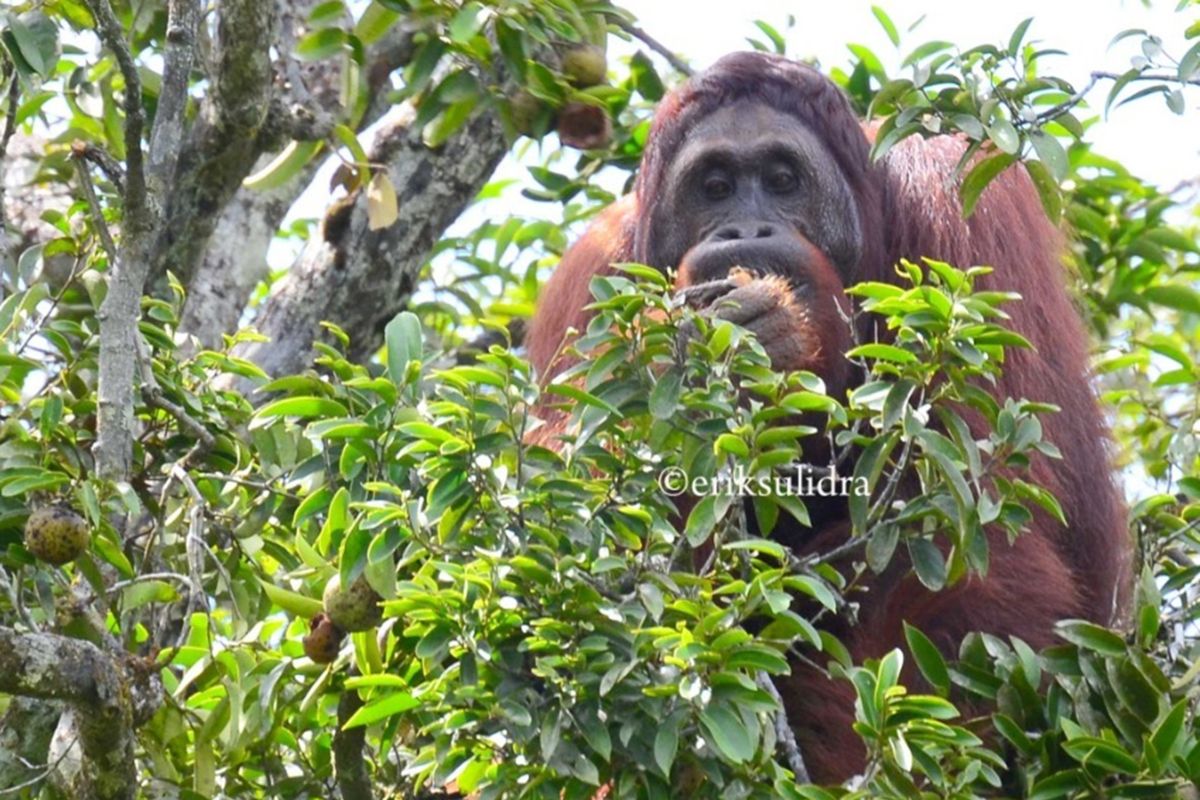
[509,90,548,138]
[557,101,612,150]
[303,613,344,664]
[24,505,90,566]
[562,44,607,87]
[323,574,383,632]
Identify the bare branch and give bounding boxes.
[756,672,810,784]
[147,0,201,193]
[0,626,149,800]
[237,102,509,378]
[1036,70,1200,123]
[613,18,692,77]
[82,0,147,217]
[333,676,375,800]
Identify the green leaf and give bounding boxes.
[903,623,951,695]
[961,153,1016,217]
[908,538,947,591]
[871,6,900,46]
[1024,160,1062,221]
[296,27,347,60]
[1055,619,1126,657]
[1142,285,1200,314]
[342,691,419,728]
[1007,17,1033,57]
[649,368,683,419]
[985,120,1020,155]
[385,311,423,385]
[258,579,323,617]
[255,396,349,421]
[700,702,756,763]
[653,724,678,776]
[1029,130,1068,181]
[448,2,485,44]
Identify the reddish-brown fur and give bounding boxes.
[526,53,1129,783]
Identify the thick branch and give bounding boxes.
[333,682,375,800]
[151,0,277,289]
[0,627,137,800]
[146,0,200,194]
[237,102,509,377]
[179,20,419,348]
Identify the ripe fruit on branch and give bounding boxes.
[303,613,344,664]
[557,101,612,150]
[24,505,90,566]
[323,574,383,632]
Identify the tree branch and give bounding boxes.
[0,627,143,800]
[756,672,810,784]
[83,0,147,217]
[613,18,692,76]
[0,68,19,251]
[236,101,509,378]
[150,0,278,289]
[146,0,200,194]
[178,18,419,348]
[333,678,375,800]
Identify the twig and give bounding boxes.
[82,0,147,215]
[1035,70,1200,124]
[72,141,126,193]
[107,572,194,595]
[72,152,119,264]
[0,68,19,242]
[613,18,692,77]
[0,734,78,797]
[135,332,217,454]
[756,671,810,783]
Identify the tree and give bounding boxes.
[0,2,1198,798]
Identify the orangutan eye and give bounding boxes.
[702,173,734,200]
[765,165,798,194]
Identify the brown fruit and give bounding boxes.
[323,574,383,632]
[562,44,608,87]
[557,101,612,150]
[303,613,344,664]
[24,505,90,566]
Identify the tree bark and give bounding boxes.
[178,21,419,348]
[237,102,508,377]
[0,628,141,800]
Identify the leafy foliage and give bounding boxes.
[1,2,1199,799]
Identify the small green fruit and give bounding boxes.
[24,505,90,566]
[303,613,344,664]
[323,574,383,632]
[509,89,548,137]
[562,44,607,87]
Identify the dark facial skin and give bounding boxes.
[647,100,863,282]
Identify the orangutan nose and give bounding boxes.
[710,221,780,242]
